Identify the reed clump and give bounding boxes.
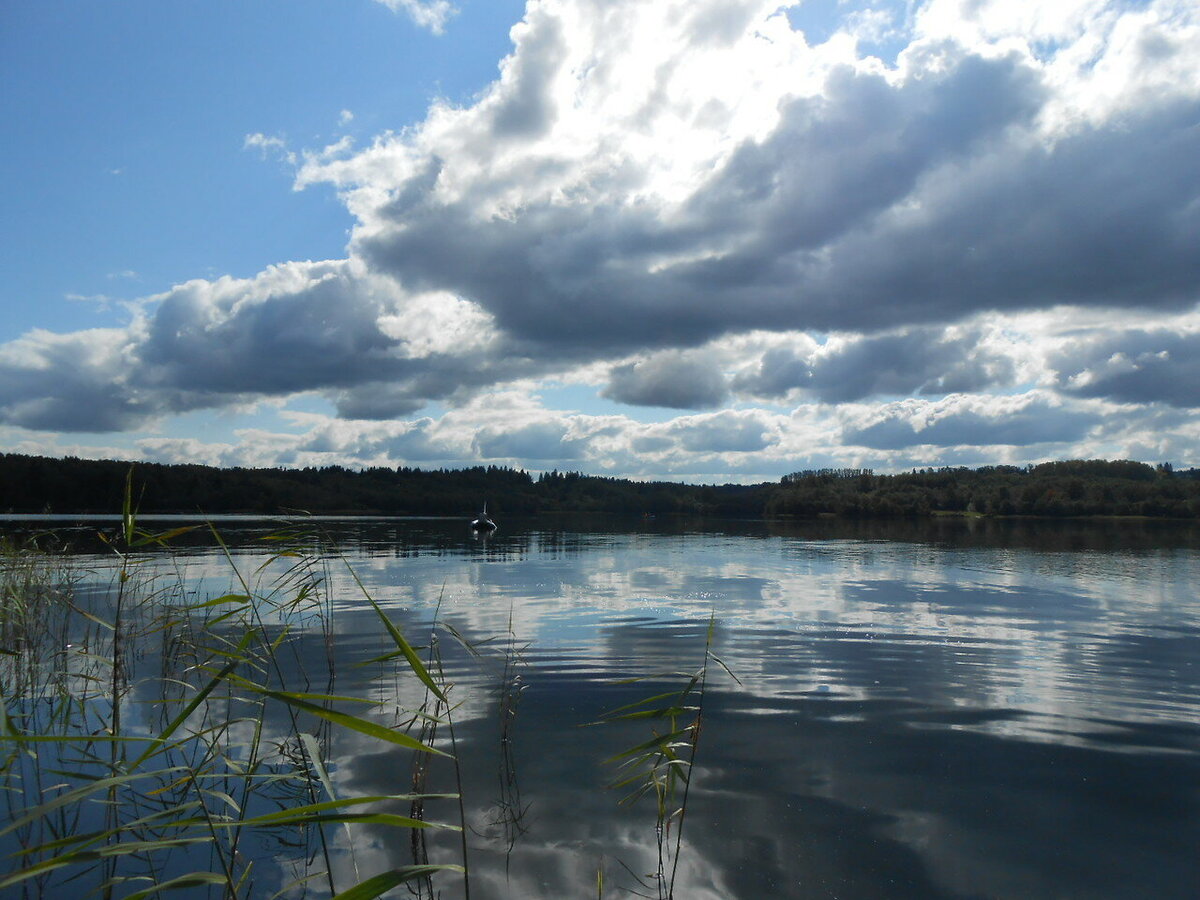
[594,614,737,900]
[0,477,464,899]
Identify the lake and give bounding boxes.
[2,514,1198,899]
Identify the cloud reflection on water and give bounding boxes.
[47,516,1200,898]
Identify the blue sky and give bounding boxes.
[2,0,1198,481]
[2,0,522,333]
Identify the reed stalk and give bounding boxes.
[595,613,737,900]
[0,471,465,899]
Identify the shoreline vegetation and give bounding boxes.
[0,488,477,898]
[2,452,1199,520]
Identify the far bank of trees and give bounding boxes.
[1,453,1198,519]
[768,460,1200,518]
[0,454,769,517]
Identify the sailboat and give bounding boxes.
[470,503,497,533]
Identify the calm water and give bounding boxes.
[5,515,1199,898]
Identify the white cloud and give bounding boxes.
[371,0,456,35]
[244,132,297,167]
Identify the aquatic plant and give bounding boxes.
[595,614,737,900]
[0,473,464,898]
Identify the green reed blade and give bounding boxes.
[606,671,694,685]
[340,560,447,703]
[0,838,212,890]
[595,691,692,719]
[12,800,205,858]
[299,732,336,801]
[603,705,697,722]
[603,729,693,764]
[438,621,486,660]
[219,673,374,706]
[216,794,459,826]
[129,637,253,770]
[0,767,187,837]
[130,525,202,549]
[250,689,448,756]
[0,734,145,744]
[185,594,251,611]
[226,812,459,830]
[706,650,742,685]
[115,870,231,900]
[266,870,326,900]
[331,865,465,900]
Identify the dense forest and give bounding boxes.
[1,453,1198,519]
[768,460,1200,519]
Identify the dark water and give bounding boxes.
[5,515,1199,898]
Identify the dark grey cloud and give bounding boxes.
[688,54,1045,255]
[802,99,1200,330]
[630,434,675,453]
[0,331,154,431]
[0,375,149,433]
[332,382,428,420]
[0,261,541,432]
[602,352,729,409]
[138,269,402,397]
[291,420,462,464]
[1051,330,1200,408]
[735,327,1015,401]
[382,421,460,461]
[844,400,1101,450]
[473,420,583,459]
[330,347,543,420]
[670,411,774,453]
[0,265,423,432]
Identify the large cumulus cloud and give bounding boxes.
[333,0,1199,355]
[0,261,512,431]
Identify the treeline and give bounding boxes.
[0,454,768,517]
[1,453,1198,519]
[767,460,1200,518]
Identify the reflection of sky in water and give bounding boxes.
[27,517,1200,899]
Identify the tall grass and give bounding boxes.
[0,477,464,899]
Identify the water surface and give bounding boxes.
[5,515,1198,898]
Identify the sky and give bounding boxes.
[1,0,1198,482]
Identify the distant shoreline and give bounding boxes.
[2,452,1198,520]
